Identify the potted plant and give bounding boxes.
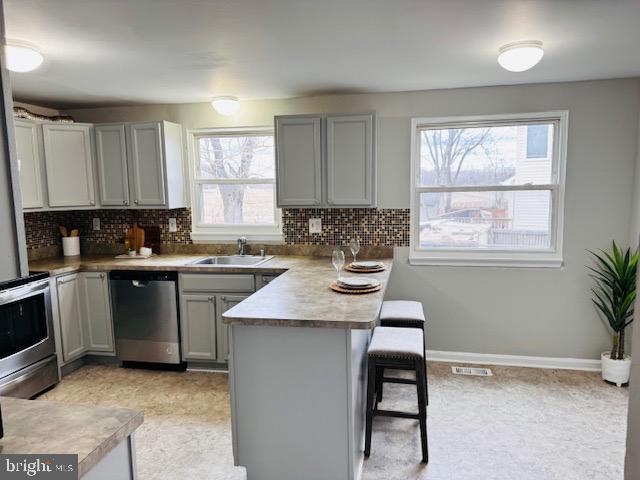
[588,241,638,387]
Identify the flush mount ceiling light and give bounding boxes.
[5,40,43,72]
[211,96,240,116]
[497,41,544,72]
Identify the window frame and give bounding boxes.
[409,111,568,268]
[187,126,283,243]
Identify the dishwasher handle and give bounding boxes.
[131,280,150,288]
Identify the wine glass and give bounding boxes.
[332,249,345,282]
[349,238,361,264]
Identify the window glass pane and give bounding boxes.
[526,125,549,158]
[200,184,276,225]
[418,190,552,250]
[197,135,275,179]
[418,124,554,186]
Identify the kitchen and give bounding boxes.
[1,1,640,480]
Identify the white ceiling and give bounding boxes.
[5,0,640,108]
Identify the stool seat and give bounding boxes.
[368,326,424,359]
[380,300,426,324]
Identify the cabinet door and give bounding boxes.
[180,294,217,360]
[95,124,130,206]
[127,122,166,206]
[42,123,96,207]
[326,114,374,206]
[216,294,249,363]
[275,116,322,206]
[56,274,87,362]
[14,119,45,209]
[80,272,115,353]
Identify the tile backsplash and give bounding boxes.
[282,208,410,246]
[24,209,192,254]
[24,207,409,259]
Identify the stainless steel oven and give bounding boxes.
[0,272,59,398]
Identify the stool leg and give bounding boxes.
[364,357,377,457]
[422,329,429,406]
[375,366,384,402]
[415,359,429,463]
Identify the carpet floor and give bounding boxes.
[38,362,628,480]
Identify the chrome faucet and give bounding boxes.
[237,237,247,256]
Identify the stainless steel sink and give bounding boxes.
[190,255,273,266]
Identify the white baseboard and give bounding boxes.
[426,349,601,372]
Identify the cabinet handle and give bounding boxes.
[123,200,128,205]
[100,273,105,279]
[208,296,213,302]
[90,200,95,206]
[134,199,139,205]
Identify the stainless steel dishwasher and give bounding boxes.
[110,271,182,366]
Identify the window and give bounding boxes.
[526,124,549,158]
[410,112,568,267]
[189,127,282,242]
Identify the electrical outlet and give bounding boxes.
[168,218,178,232]
[92,218,100,231]
[309,218,322,234]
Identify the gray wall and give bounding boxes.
[64,78,640,359]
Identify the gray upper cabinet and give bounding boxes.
[326,114,374,206]
[42,123,96,208]
[275,113,375,208]
[126,121,186,208]
[95,124,129,206]
[14,119,46,209]
[275,116,322,206]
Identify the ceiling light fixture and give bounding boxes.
[211,96,240,116]
[5,40,43,73]
[497,40,544,72]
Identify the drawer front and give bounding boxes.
[180,274,255,293]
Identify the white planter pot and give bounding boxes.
[601,352,631,387]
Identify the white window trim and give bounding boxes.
[409,111,568,268]
[186,126,284,243]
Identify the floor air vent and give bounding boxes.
[451,366,493,376]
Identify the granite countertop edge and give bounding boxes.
[78,409,144,477]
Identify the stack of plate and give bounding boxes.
[345,260,385,273]
[330,277,381,294]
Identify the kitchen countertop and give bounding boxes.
[29,254,393,329]
[0,396,143,477]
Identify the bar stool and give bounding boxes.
[378,300,428,404]
[365,326,428,463]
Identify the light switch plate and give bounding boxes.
[309,218,322,234]
[92,218,100,231]
[168,218,178,232]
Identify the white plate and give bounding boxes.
[352,261,384,268]
[338,277,380,288]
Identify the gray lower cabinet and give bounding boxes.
[180,294,217,361]
[217,294,249,362]
[80,271,115,353]
[55,273,87,362]
[179,273,255,363]
[275,113,375,208]
[54,271,115,365]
